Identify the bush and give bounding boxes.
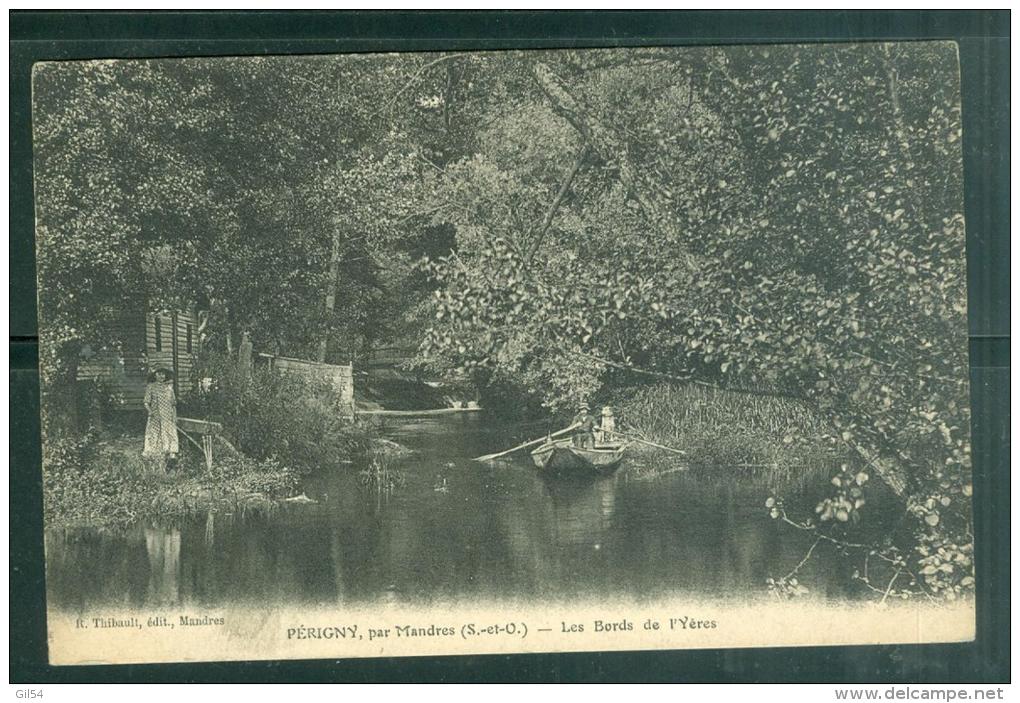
[43,432,154,525]
[185,351,371,471]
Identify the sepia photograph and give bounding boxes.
[31,41,975,666]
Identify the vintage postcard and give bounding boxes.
[33,43,974,665]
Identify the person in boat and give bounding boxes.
[597,406,616,444]
[571,403,597,450]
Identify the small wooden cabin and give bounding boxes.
[77,301,203,411]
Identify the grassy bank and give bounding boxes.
[616,383,836,473]
[42,433,300,528]
[44,356,391,528]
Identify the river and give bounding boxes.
[45,413,864,611]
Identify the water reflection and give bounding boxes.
[46,414,859,611]
[144,526,181,605]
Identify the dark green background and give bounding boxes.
[9,10,1010,682]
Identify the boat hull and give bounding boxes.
[531,440,626,477]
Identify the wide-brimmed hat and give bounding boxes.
[578,402,590,411]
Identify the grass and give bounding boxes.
[42,433,300,528]
[616,382,837,474]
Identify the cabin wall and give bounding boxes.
[145,308,199,398]
[77,302,201,411]
[77,306,149,410]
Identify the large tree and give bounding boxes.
[419,44,971,600]
[34,54,433,388]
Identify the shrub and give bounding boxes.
[185,351,371,471]
[42,432,157,525]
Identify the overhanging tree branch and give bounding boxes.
[567,348,807,402]
[524,141,589,265]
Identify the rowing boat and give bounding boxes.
[530,439,628,477]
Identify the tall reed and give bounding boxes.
[617,383,834,473]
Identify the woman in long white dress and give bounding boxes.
[143,368,178,471]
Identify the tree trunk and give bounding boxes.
[237,331,253,379]
[525,142,589,265]
[224,303,234,356]
[318,226,342,363]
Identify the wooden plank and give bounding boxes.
[257,351,351,371]
[177,417,223,435]
[107,378,147,409]
[175,311,196,395]
[171,310,180,395]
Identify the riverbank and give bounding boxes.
[45,412,878,617]
[616,383,835,473]
[42,434,301,528]
[41,417,406,529]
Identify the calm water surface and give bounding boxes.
[46,414,861,610]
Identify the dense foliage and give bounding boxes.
[34,44,971,598]
[185,352,371,472]
[417,45,971,599]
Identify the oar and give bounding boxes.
[473,423,579,462]
[614,429,687,455]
